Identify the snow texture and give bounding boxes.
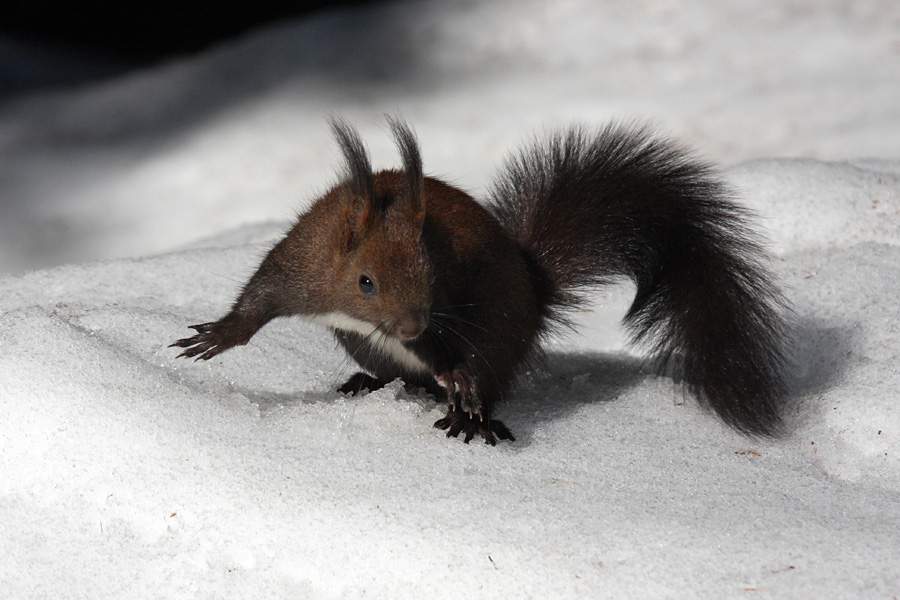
[1,0,899,598]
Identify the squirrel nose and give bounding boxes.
[393,313,428,340]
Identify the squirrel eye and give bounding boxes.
[358,274,376,295]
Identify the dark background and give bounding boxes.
[1,1,380,92]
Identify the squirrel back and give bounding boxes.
[173,118,790,443]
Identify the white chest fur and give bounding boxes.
[307,312,431,374]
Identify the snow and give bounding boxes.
[2,0,899,597]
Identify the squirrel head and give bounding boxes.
[327,117,432,341]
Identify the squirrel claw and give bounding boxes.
[170,319,250,361]
[433,409,515,445]
[170,323,226,361]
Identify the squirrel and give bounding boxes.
[172,116,790,445]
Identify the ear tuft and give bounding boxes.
[328,117,375,202]
[386,115,425,221]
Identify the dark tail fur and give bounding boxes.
[488,123,789,436]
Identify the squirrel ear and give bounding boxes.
[329,116,376,204]
[329,117,378,250]
[386,116,425,227]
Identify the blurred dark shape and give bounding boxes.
[0,0,382,93]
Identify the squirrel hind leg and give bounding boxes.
[337,372,389,395]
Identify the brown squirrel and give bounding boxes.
[172,117,789,445]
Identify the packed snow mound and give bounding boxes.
[2,158,900,598]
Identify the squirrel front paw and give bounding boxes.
[169,317,250,361]
[433,408,515,445]
[433,367,514,444]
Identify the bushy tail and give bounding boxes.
[488,123,789,436]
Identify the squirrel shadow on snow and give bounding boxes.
[232,349,647,443]
[783,320,856,430]
[441,318,853,445]
[218,317,847,442]
[489,351,648,446]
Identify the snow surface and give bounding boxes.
[2,0,900,598]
